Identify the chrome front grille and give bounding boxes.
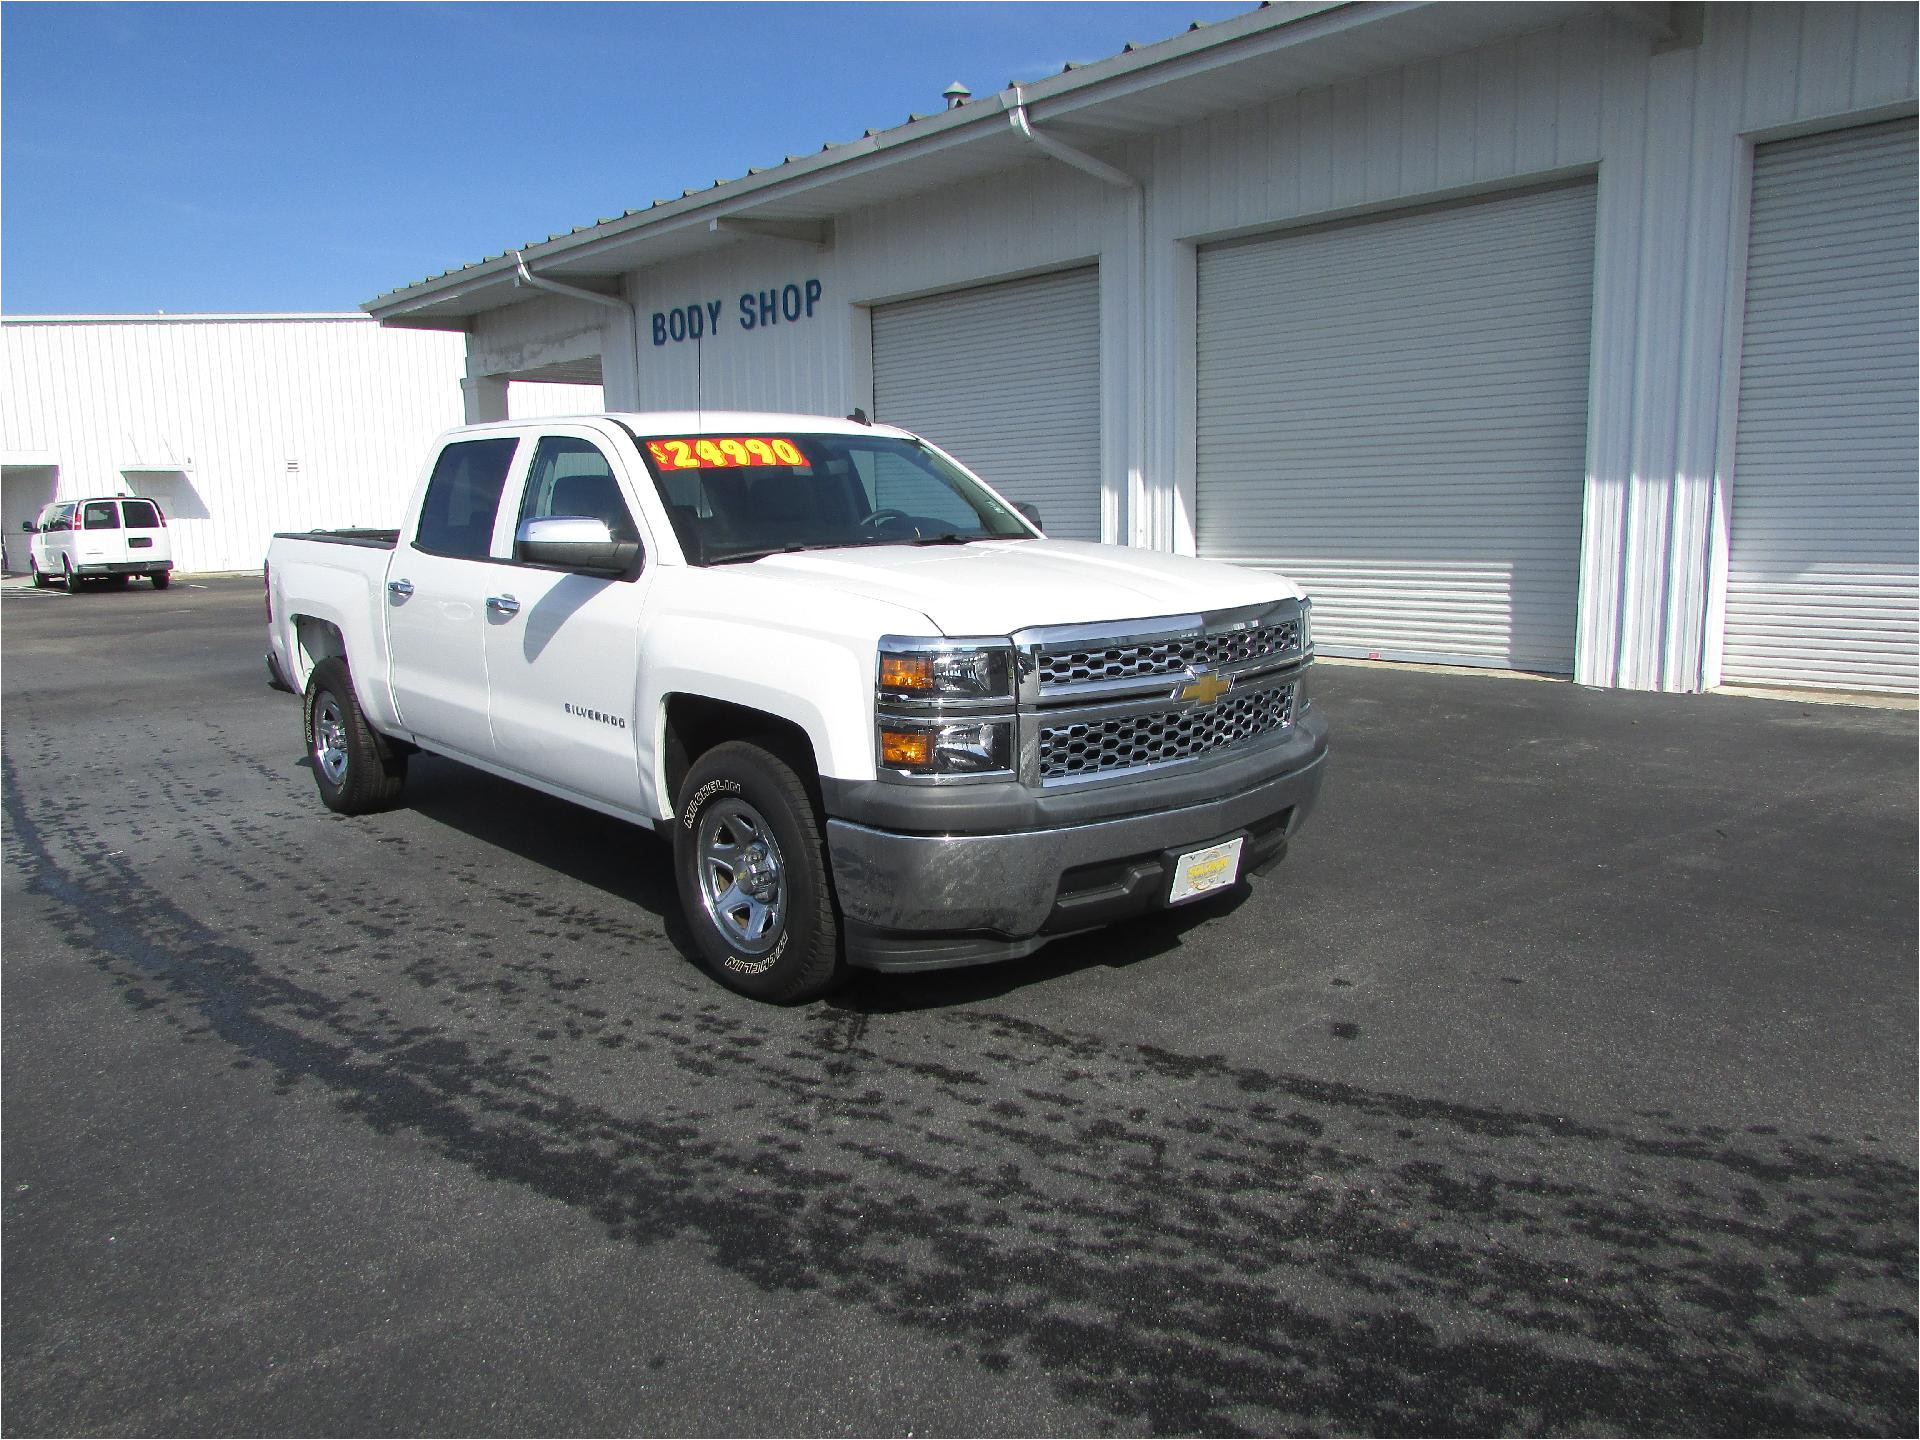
[1034,620,1301,688]
[1038,676,1296,780]
[1012,597,1311,788]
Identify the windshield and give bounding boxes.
[630,429,1035,566]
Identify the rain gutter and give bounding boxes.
[1007,86,1149,548]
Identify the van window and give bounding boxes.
[121,499,162,529]
[415,438,519,559]
[82,501,121,530]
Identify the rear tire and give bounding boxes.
[304,656,407,814]
[674,740,845,1003]
[107,575,130,590]
[61,558,82,592]
[28,560,47,589]
[151,571,171,590]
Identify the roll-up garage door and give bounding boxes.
[872,267,1102,541]
[1196,183,1596,671]
[1722,119,1918,693]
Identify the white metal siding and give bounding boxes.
[509,381,606,419]
[1195,183,1596,670]
[871,268,1102,542]
[1722,119,1919,693]
[0,317,467,573]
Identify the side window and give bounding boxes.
[82,501,121,530]
[517,437,639,544]
[414,437,519,559]
[121,499,161,529]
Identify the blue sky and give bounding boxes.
[2,1,1251,315]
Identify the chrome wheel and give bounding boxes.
[313,693,350,786]
[695,798,786,954]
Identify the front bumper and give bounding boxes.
[826,707,1327,972]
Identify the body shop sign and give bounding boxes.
[652,278,823,345]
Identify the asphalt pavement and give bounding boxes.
[3,574,1915,1436]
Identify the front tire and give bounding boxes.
[674,740,845,1003]
[303,656,406,814]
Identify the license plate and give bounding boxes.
[129,538,152,548]
[1167,837,1244,905]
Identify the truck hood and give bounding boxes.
[742,539,1301,636]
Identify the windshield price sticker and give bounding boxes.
[647,437,806,470]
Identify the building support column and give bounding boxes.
[461,374,509,423]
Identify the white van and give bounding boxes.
[24,496,174,590]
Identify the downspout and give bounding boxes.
[1008,85,1149,549]
[512,250,641,408]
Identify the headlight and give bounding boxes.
[876,637,1015,703]
[877,720,1014,776]
[876,635,1017,780]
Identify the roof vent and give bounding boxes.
[942,81,971,110]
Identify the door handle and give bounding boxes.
[486,593,520,617]
[387,578,414,600]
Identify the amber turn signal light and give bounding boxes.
[880,730,932,766]
[879,656,936,691]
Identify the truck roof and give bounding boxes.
[452,410,914,439]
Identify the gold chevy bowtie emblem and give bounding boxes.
[1178,670,1233,704]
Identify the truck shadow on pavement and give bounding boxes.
[397,753,1222,1003]
[8,754,1917,1437]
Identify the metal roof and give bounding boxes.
[366,0,1600,328]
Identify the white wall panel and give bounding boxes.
[1136,1,1915,691]
[1,316,466,573]
[509,381,605,419]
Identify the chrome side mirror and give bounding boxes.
[515,515,640,575]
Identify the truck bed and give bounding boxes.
[271,528,400,549]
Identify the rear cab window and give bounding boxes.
[81,501,121,530]
[121,499,163,529]
[413,437,520,559]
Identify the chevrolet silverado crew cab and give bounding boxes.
[265,412,1326,1002]
[24,496,174,590]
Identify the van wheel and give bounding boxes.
[107,575,130,590]
[61,558,82,592]
[29,561,47,589]
[304,656,407,814]
[674,740,845,1003]
[151,571,171,590]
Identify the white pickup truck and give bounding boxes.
[265,412,1326,1001]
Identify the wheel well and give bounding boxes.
[291,616,347,691]
[663,695,821,808]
